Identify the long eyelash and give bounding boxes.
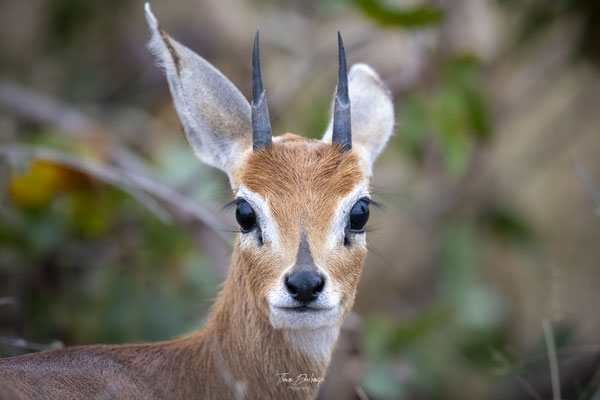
[222,198,244,210]
[362,197,383,209]
[219,229,241,233]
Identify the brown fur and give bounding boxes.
[0,136,369,399]
[158,25,181,76]
[235,135,367,318]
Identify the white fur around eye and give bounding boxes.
[326,182,370,250]
[236,184,279,250]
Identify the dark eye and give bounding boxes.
[350,199,369,232]
[236,200,256,233]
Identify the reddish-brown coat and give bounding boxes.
[0,137,369,399]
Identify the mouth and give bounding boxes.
[275,305,335,313]
[269,303,339,329]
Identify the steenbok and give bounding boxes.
[0,4,394,399]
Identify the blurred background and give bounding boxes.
[1,0,599,398]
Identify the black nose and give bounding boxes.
[285,269,325,304]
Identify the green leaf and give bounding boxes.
[464,88,491,140]
[68,189,112,237]
[442,55,491,140]
[356,0,443,27]
[431,86,472,175]
[479,206,533,243]
[397,94,429,162]
[389,306,452,352]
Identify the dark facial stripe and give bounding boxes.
[294,233,317,271]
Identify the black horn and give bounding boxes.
[251,31,272,151]
[332,32,351,152]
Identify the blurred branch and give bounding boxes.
[491,349,544,400]
[542,319,562,400]
[0,337,63,352]
[0,80,98,137]
[0,144,230,244]
[0,298,16,307]
[355,386,370,400]
[580,364,600,400]
[0,79,233,277]
[0,80,182,185]
[0,144,172,223]
[569,153,600,216]
[119,163,231,244]
[492,349,600,400]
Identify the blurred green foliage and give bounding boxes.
[1,159,218,349]
[361,221,509,399]
[479,206,534,245]
[350,3,548,399]
[398,55,490,175]
[1,0,597,399]
[355,0,443,27]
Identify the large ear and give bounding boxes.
[323,64,394,176]
[144,4,252,179]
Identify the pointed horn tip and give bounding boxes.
[252,30,263,100]
[336,31,348,102]
[253,31,260,58]
[251,31,272,151]
[337,32,347,72]
[333,30,351,151]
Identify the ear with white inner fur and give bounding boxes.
[323,63,395,176]
[144,4,252,180]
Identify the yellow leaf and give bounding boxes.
[9,160,74,207]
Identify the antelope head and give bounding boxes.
[145,5,394,334]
